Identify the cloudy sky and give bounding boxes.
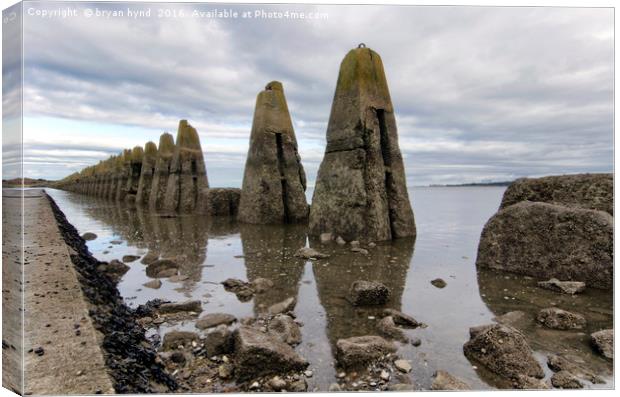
[10,1,615,186]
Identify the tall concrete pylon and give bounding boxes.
[148,133,175,211]
[238,81,308,224]
[309,46,416,242]
[136,141,157,206]
[162,120,209,212]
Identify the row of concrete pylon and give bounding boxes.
[55,120,240,215]
[58,46,417,242]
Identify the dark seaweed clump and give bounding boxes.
[47,194,177,393]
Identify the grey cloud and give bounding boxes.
[15,2,614,185]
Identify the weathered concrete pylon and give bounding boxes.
[115,149,132,201]
[148,133,175,211]
[100,156,114,198]
[237,81,308,224]
[162,120,209,212]
[136,141,157,206]
[124,146,144,203]
[309,46,416,242]
[108,155,123,200]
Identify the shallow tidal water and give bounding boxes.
[45,186,613,391]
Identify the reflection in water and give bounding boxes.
[239,224,307,314]
[475,267,613,387]
[311,238,414,348]
[59,194,239,289]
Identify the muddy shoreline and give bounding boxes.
[46,192,177,393]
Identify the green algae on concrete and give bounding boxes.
[309,46,416,242]
[238,81,308,224]
[162,121,209,212]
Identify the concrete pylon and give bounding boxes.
[115,149,132,201]
[148,133,175,211]
[124,146,144,203]
[237,81,308,224]
[162,120,209,212]
[136,141,157,206]
[309,46,416,242]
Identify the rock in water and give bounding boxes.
[294,247,329,259]
[335,335,396,368]
[537,278,586,295]
[136,141,158,206]
[550,371,583,389]
[267,314,302,345]
[536,308,586,330]
[309,46,415,242]
[590,329,613,360]
[233,326,308,380]
[195,313,237,330]
[163,120,209,212]
[377,316,408,342]
[158,300,202,314]
[500,173,613,215]
[431,370,471,390]
[382,308,421,327]
[476,201,613,289]
[81,232,97,241]
[148,132,175,211]
[268,297,297,315]
[348,280,390,305]
[463,324,544,386]
[238,81,308,224]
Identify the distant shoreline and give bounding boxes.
[425,181,513,187]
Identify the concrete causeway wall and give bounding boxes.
[4,189,114,395]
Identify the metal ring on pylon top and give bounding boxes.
[358,43,366,48]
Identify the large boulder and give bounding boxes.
[335,335,396,368]
[476,201,612,289]
[308,46,415,242]
[500,174,612,215]
[463,324,544,386]
[233,326,308,380]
